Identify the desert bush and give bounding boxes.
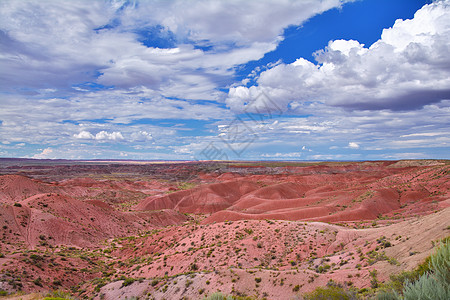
[370,270,379,289]
[44,290,75,299]
[383,256,431,294]
[121,277,136,287]
[376,290,400,300]
[376,239,449,299]
[204,293,234,300]
[303,285,357,300]
[52,279,62,286]
[401,274,448,300]
[33,277,43,287]
[244,228,253,235]
[400,241,449,300]
[30,254,44,261]
[430,241,450,285]
[151,278,159,286]
[203,292,255,300]
[185,279,193,288]
[95,282,106,292]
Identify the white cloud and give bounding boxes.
[261,152,303,158]
[130,131,154,142]
[377,152,428,159]
[73,130,124,141]
[400,132,445,138]
[32,148,53,159]
[0,87,230,147]
[1,0,449,160]
[226,1,450,112]
[95,131,124,141]
[348,142,360,149]
[119,0,350,46]
[74,131,94,139]
[0,0,351,102]
[213,100,450,156]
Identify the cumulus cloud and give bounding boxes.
[95,131,124,140]
[32,148,53,159]
[117,0,349,46]
[130,131,154,142]
[348,142,360,149]
[204,99,450,159]
[1,0,448,160]
[227,1,450,112]
[74,130,124,141]
[74,131,95,139]
[0,0,350,101]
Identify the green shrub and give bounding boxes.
[52,279,62,286]
[203,293,257,300]
[430,241,450,285]
[244,228,253,235]
[402,274,449,300]
[121,277,136,287]
[30,254,44,261]
[376,238,449,299]
[94,282,106,292]
[33,277,43,287]
[303,285,356,300]
[400,241,449,300]
[44,290,75,299]
[376,290,400,300]
[384,258,431,294]
[151,279,159,286]
[204,293,234,300]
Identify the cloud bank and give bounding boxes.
[227,1,450,112]
[0,0,449,160]
[0,0,350,100]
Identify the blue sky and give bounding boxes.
[0,0,449,161]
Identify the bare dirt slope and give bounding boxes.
[135,163,450,224]
[95,207,450,300]
[0,159,448,299]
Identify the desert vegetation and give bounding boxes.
[0,159,448,299]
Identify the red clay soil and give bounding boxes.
[0,175,62,204]
[93,207,450,300]
[0,160,449,299]
[134,164,450,225]
[135,180,261,214]
[0,175,188,250]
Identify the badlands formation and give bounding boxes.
[0,159,448,299]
